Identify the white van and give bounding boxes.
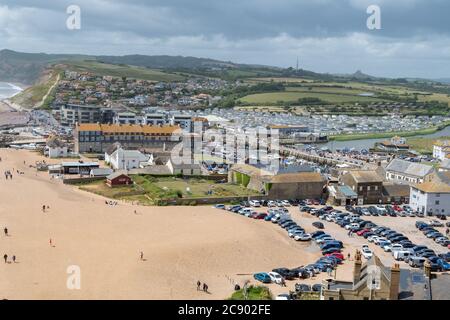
[393,250,411,261]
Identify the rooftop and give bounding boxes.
[348,170,383,183]
[386,159,434,178]
[76,123,181,134]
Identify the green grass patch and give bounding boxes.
[64,60,185,82]
[229,286,273,300]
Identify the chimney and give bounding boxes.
[389,263,401,300]
[353,250,362,285]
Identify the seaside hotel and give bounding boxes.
[74,123,182,153]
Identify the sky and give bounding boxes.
[0,0,449,78]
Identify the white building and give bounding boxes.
[45,138,68,159]
[410,171,450,216]
[385,159,434,185]
[433,140,450,161]
[109,148,153,170]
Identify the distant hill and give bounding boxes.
[1,49,335,85]
[0,49,91,85]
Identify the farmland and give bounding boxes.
[64,60,186,82]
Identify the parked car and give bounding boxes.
[253,272,271,283]
[249,200,261,207]
[408,256,426,268]
[268,272,284,284]
[312,222,324,229]
[295,284,311,292]
[361,245,373,259]
[214,204,226,210]
[294,233,312,241]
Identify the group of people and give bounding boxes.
[196,281,209,293]
[105,200,119,206]
[42,205,50,213]
[3,170,13,180]
[3,254,17,264]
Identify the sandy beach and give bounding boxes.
[0,149,328,300]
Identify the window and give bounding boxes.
[435,201,440,205]
[374,186,378,191]
[367,186,371,191]
[359,186,363,191]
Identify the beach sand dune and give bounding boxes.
[0,149,320,300]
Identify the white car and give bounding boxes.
[374,237,387,245]
[361,246,373,259]
[281,200,291,207]
[294,233,312,241]
[345,223,359,230]
[316,236,333,244]
[367,235,379,243]
[361,209,371,216]
[267,200,277,207]
[289,230,304,238]
[238,208,252,215]
[271,214,282,223]
[249,200,261,207]
[268,272,283,284]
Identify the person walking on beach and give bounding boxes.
[3,254,7,263]
[42,205,46,213]
[49,238,53,247]
[197,281,201,291]
[203,283,208,293]
[4,227,8,237]
[140,252,144,261]
[12,256,16,263]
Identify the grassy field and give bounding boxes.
[79,175,258,206]
[407,136,450,154]
[64,60,185,82]
[10,69,61,109]
[239,91,383,104]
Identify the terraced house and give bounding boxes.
[74,123,182,153]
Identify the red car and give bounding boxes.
[357,229,370,236]
[254,213,268,220]
[393,205,403,212]
[326,253,344,260]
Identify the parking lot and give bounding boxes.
[215,201,450,299]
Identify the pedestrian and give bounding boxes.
[4,227,8,236]
[347,253,351,261]
[203,283,208,293]
[42,205,46,213]
[140,252,144,261]
[3,254,7,263]
[197,281,201,291]
[12,256,16,263]
[446,228,449,235]
[49,238,53,247]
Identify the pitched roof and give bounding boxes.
[106,172,131,180]
[386,159,434,178]
[348,171,383,183]
[265,172,325,184]
[413,181,450,193]
[382,183,411,197]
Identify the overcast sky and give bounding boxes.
[0,0,449,78]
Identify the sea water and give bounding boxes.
[0,82,22,99]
